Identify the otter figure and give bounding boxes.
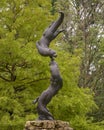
[34,59,63,120]
[34,12,64,120]
[36,12,64,58]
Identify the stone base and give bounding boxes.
[24,120,73,130]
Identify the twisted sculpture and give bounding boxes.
[34,12,64,120]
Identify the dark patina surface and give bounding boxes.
[34,12,64,120]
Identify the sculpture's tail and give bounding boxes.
[49,12,64,33]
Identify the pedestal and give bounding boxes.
[24,120,73,130]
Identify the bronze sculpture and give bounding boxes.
[34,12,64,120]
[36,12,64,59]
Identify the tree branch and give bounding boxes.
[26,77,50,85]
[0,75,11,82]
[16,77,50,89]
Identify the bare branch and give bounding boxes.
[0,75,11,82]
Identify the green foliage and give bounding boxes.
[0,0,53,129]
[0,0,103,130]
[48,46,98,130]
[55,0,104,128]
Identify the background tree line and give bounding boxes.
[0,0,104,130]
[55,0,104,122]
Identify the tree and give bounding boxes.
[0,0,102,130]
[69,0,104,122]
[51,0,57,15]
[0,0,53,129]
[54,0,104,129]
